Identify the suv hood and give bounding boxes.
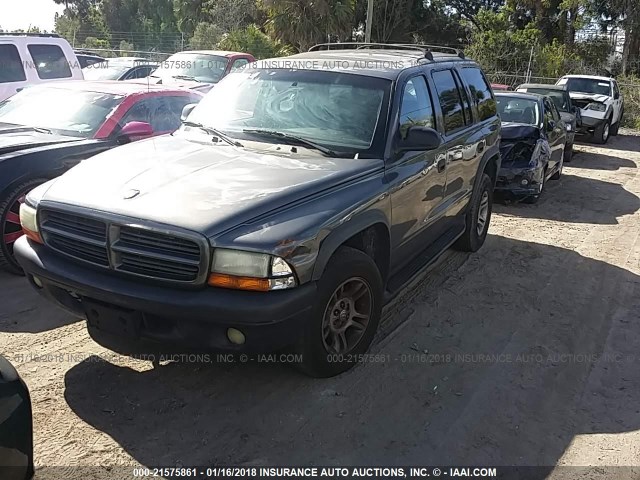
[0,123,81,156]
[568,92,610,103]
[41,134,383,238]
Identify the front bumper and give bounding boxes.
[495,166,544,196]
[577,112,606,134]
[15,236,316,354]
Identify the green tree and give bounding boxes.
[218,24,292,58]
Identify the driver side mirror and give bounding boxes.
[614,92,620,100]
[547,120,556,132]
[181,103,198,122]
[118,121,154,144]
[398,126,443,151]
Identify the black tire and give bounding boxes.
[0,178,47,275]
[564,143,573,163]
[611,109,622,136]
[551,151,564,181]
[592,119,611,144]
[454,173,493,253]
[523,168,546,204]
[295,246,383,378]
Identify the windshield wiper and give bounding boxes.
[172,74,201,82]
[183,121,244,147]
[242,129,346,157]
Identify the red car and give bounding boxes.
[141,50,256,93]
[0,81,203,273]
[491,83,513,91]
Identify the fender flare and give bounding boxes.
[311,209,389,281]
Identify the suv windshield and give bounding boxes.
[151,53,229,83]
[496,96,540,125]
[0,86,123,137]
[561,78,611,96]
[186,69,390,152]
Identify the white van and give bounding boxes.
[0,33,83,102]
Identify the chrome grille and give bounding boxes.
[39,208,204,284]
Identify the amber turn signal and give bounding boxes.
[22,227,43,245]
[208,273,270,291]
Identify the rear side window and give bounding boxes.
[27,44,72,79]
[399,76,435,137]
[460,67,497,121]
[0,44,27,83]
[432,69,465,133]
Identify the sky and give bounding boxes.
[1,0,65,32]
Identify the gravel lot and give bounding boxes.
[2,131,640,478]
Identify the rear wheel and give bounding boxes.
[454,173,493,252]
[0,178,47,275]
[611,109,623,136]
[295,246,383,378]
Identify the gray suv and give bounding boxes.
[15,44,501,377]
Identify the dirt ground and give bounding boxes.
[2,131,640,478]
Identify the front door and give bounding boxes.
[388,74,448,274]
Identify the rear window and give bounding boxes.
[27,44,72,80]
[0,44,27,83]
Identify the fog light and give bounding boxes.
[521,179,529,186]
[32,276,43,288]
[227,328,246,345]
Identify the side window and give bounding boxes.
[432,69,465,134]
[543,100,554,127]
[231,58,249,71]
[399,75,435,138]
[453,70,474,125]
[613,81,620,98]
[27,44,72,79]
[0,44,27,83]
[460,67,496,121]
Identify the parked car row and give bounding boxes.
[0,33,255,102]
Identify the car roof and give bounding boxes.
[518,83,567,91]
[90,57,157,67]
[253,49,472,80]
[495,91,544,102]
[560,74,612,82]
[171,50,247,57]
[27,80,195,96]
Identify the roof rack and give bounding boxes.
[308,42,465,60]
[0,32,61,38]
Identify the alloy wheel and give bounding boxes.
[2,194,26,265]
[321,277,373,354]
[477,190,490,236]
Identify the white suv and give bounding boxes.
[0,33,83,102]
[556,75,624,144]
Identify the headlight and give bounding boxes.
[19,203,43,244]
[566,124,572,131]
[208,248,297,291]
[586,102,606,112]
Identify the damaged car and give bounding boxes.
[495,92,567,203]
[515,83,579,161]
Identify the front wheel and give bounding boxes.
[454,173,493,252]
[295,246,383,378]
[1,178,48,275]
[593,119,611,144]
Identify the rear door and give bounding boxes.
[430,67,487,222]
[612,80,623,124]
[0,43,28,101]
